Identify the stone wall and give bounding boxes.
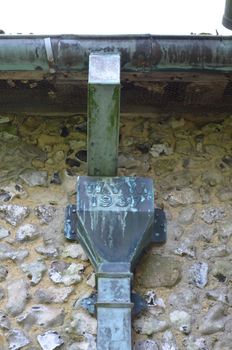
[0,114,231,350]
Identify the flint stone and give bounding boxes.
[199,304,226,335]
[168,289,198,310]
[164,188,199,207]
[216,187,232,201]
[0,116,10,124]
[153,159,177,176]
[178,207,196,225]
[118,154,143,169]
[71,311,97,335]
[16,223,39,242]
[145,291,165,314]
[0,204,30,226]
[0,265,8,281]
[134,339,159,350]
[21,260,47,285]
[35,245,59,258]
[170,310,192,334]
[202,170,224,186]
[167,222,184,240]
[0,288,5,300]
[37,331,64,350]
[174,239,196,258]
[0,133,45,185]
[189,262,208,289]
[0,227,10,239]
[175,139,193,154]
[17,305,65,329]
[162,171,193,190]
[150,143,173,157]
[201,207,225,224]
[191,224,216,242]
[133,314,169,335]
[211,260,232,282]
[41,207,65,248]
[0,184,27,202]
[34,205,56,224]
[218,222,232,240]
[0,310,11,330]
[0,243,29,262]
[199,186,210,204]
[19,170,48,187]
[161,331,178,350]
[182,157,207,170]
[54,150,65,162]
[201,245,230,260]
[205,144,225,155]
[49,261,84,286]
[136,254,181,288]
[50,171,62,185]
[61,243,88,260]
[185,336,209,350]
[225,318,232,332]
[86,273,96,288]
[34,287,74,303]
[206,288,232,306]
[6,279,29,316]
[7,329,30,350]
[68,335,96,350]
[213,335,232,350]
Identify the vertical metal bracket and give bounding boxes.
[88,53,121,176]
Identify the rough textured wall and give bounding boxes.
[0,114,231,350]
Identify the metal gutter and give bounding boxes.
[0,34,232,115]
[0,34,232,80]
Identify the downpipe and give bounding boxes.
[64,53,166,349]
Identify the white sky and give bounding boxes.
[0,0,231,36]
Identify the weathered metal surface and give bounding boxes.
[1,35,232,78]
[223,0,232,29]
[64,204,78,241]
[97,274,132,349]
[0,35,232,114]
[64,205,167,244]
[81,292,147,317]
[152,208,167,243]
[73,175,156,349]
[75,176,154,268]
[88,54,120,176]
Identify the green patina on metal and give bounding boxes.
[64,52,167,350]
[1,35,232,76]
[1,35,232,115]
[87,53,120,177]
[88,84,120,176]
[74,176,155,350]
[109,86,120,130]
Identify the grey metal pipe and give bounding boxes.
[96,270,133,350]
[88,53,120,177]
[223,0,232,29]
[1,34,232,81]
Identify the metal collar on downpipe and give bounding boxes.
[64,53,166,349]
